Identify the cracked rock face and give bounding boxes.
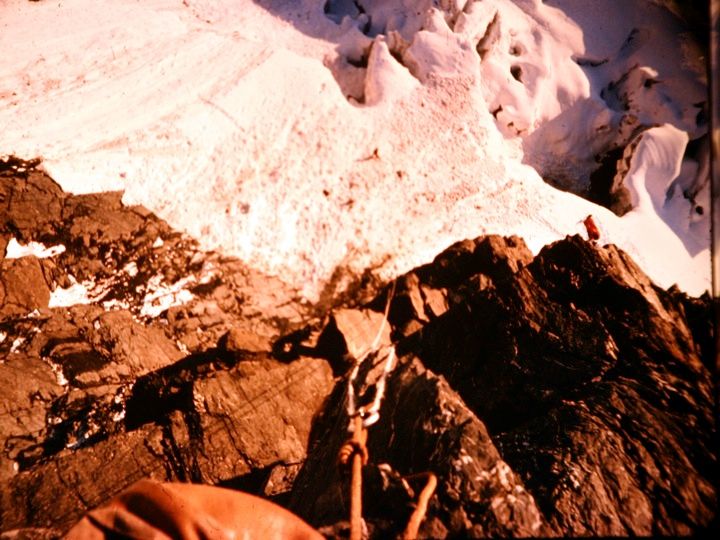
[0,158,716,538]
[407,235,716,536]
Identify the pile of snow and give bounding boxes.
[0,0,710,300]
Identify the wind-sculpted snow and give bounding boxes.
[0,0,710,298]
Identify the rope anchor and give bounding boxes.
[336,281,437,539]
[340,283,395,540]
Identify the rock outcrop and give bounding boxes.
[0,158,715,537]
[289,233,716,537]
[0,159,335,537]
[406,235,716,536]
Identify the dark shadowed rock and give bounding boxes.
[286,233,714,537]
[666,286,715,371]
[290,358,547,538]
[0,352,333,534]
[424,234,533,288]
[408,235,716,536]
[1,424,165,533]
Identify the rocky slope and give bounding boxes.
[0,158,716,537]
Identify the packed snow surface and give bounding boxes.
[0,0,710,299]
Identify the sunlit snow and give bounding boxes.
[0,0,710,299]
[4,238,66,259]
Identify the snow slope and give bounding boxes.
[0,0,710,300]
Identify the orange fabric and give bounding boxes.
[65,479,322,540]
[583,215,600,241]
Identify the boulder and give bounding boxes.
[369,235,533,338]
[0,256,51,316]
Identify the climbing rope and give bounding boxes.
[337,281,437,539]
[401,472,438,540]
[338,414,369,540]
[340,282,395,540]
[338,422,437,540]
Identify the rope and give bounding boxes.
[337,437,369,468]
[373,281,395,348]
[338,281,436,539]
[338,282,397,539]
[361,345,395,427]
[401,472,438,540]
[337,414,368,540]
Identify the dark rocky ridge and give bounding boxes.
[0,157,716,537]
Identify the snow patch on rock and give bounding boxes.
[4,238,66,259]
